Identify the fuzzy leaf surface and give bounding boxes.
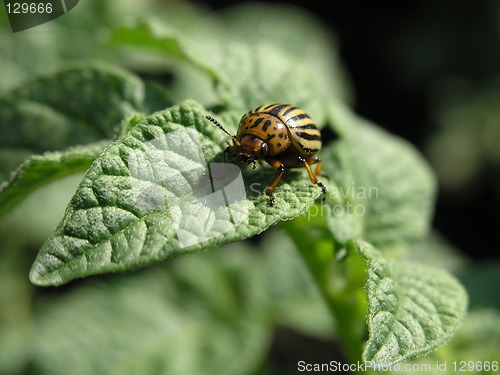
[111,2,351,124]
[33,245,270,375]
[30,100,324,285]
[0,63,145,216]
[323,106,437,253]
[351,239,467,366]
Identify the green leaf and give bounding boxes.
[29,100,325,286]
[404,309,500,374]
[435,308,500,365]
[0,62,146,216]
[33,245,270,375]
[0,142,109,218]
[405,231,468,274]
[219,3,352,107]
[427,78,500,190]
[0,173,86,247]
[324,105,437,253]
[111,2,351,124]
[351,239,467,367]
[4,62,145,141]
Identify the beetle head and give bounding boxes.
[205,115,268,169]
[228,135,268,168]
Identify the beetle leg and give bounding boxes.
[265,159,285,206]
[313,158,323,176]
[308,157,328,179]
[300,157,327,201]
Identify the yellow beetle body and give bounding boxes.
[206,103,326,205]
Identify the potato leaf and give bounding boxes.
[0,62,146,216]
[351,239,467,367]
[111,2,351,125]
[323,106,437,253]
[29,100,324,285]
[33,245,270,375]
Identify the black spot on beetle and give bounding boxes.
[262,120,272,131]
[266,133,276,141]
[277,143,282,148]
[279,132,285,138]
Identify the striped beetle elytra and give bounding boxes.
[206,103,326,205]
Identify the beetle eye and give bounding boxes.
[260,143,269,156]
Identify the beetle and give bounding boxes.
[206,103,326,206]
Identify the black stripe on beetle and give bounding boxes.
[250,117,265,128]
[300,145,320,153]
[266,104,289,116]
[295,131,321,141]
[262,104,276,111]
[281,105,298,117]
[287,113,311,122]
[288,123,317,130]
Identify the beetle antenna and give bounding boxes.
[205,115,241,146]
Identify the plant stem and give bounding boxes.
[281,213,368,373]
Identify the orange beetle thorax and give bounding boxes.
[236,113,291,156]
[230,135,267,163]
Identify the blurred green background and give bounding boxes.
[1,0,499,374]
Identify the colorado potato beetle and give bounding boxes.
[206,103,326,205]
